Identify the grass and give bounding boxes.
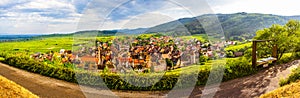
[225,42,252,51]
[260,80,300,98]
[0,36,115,54]
[0,75,38,98]
[167,58,232,73]
[179,34,208,42]
[0,57,4,61]
[0,34,209,54]
[0,36,73,53]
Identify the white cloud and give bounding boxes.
[0,0,27,7]
[14,0,72,9]
[0,0,81,34]
[0,0,11,6]
[1,0,300,34]
[96,0,208,30]
[100,12,176,30]
[207,0,300,16]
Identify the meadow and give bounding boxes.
[0,36,73,53]
[0,34,212,54]
[225,42,252,52]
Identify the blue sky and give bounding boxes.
[0,0,299,34]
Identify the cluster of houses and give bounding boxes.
[90,35,227,72]
[31,34,237,73]
[30,49,75,63]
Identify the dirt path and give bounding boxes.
[0,63,86,98]
[0,60,299,98]
[190,60,300,98]
[0,63,166,98]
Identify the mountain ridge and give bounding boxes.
[36,12,300,40]
[143,12,300,40]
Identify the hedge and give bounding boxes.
[0,52,260,91]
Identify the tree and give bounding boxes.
[254,20,300,60]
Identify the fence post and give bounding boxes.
[252,41,257,67]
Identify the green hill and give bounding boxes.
[31,13,300,40]
[145,12,300,40]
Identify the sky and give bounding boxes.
[0,0,299,34]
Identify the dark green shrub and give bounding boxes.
[223,57,256,81]
[199,54,208,64]
[0,52,261,91]
[226,51,234,57]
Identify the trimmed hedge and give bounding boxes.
[2,53,77,83]
[0,52,259,90]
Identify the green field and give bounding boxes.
[0,37,73,53]
[0,36,117,54]
[179,34,208,42]
[0,34,212,54]
[225,42,252,51]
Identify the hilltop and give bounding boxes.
[144,12,300,40]
[7,13,300,41]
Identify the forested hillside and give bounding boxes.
[34,13,300,40]
[145,12,300,40]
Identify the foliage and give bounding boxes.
[279,64,300,86]
[0,52,77,83]
[225,42,251,52]
[0,51,260,90]
[199,54,208,65]
[0,57,4,61]
[276,53,295,64]
[277,53,300,86]
[254,20,300,60]
[223,57,256,80]
[146,13,298,40]
[243,48,252,59]
[179,34,208,42]
[224,42,251,58]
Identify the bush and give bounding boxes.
[277,53,294,64]
[223,57,257,81]
[279,65,300,86]
[0,52,260,91]
[199,55,208,64]
[278,52,300,86]
[225,51,234,58]
[0,52,77,83]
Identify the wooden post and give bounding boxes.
[272,45,277,58]
[252,41,257,67]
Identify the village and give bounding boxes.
[30,34,239,73]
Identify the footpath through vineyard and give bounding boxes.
[0,60,299,98]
